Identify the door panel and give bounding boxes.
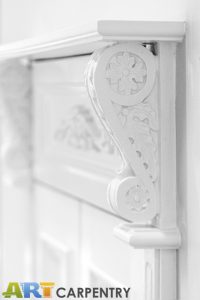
[34,184,80,286]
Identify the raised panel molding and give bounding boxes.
[37,233,74,285]
[84,263,130,296]
[33,57,121,174]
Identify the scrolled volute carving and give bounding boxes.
[86,43,158,222]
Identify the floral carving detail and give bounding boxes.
[54,105,116,154]
[113,101,158,182]
[125,184,150,212]
[106,52,147,95]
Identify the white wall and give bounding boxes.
[1,0,200,299]
[1,0,186,42]
[1,0,34,42]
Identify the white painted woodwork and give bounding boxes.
[0,20,185,300]
[86,43,158,223]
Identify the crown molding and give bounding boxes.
[0,20,185,60]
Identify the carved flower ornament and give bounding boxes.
[106,52,147,95]
[125,184,149,212]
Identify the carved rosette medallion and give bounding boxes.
[106,52,147,95]
[126,183,150,212]
[86,43,158,222]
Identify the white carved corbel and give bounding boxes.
[86,43,159,223]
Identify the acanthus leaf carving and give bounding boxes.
[86,43,159,223]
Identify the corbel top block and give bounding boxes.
[97,20,185,41]
[0,20,185,60]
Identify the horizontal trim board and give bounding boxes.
[33,52,93,62]
[34,179,129,222]
[0,20,185,60]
